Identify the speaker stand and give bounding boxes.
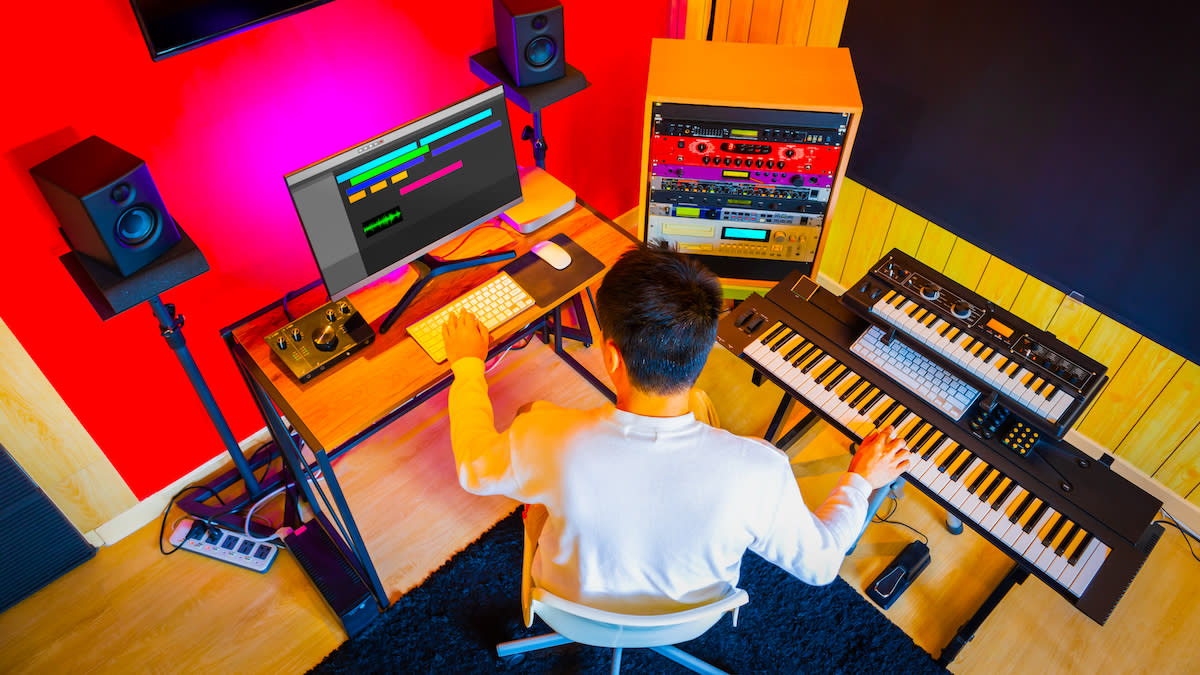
[468,47,589,170]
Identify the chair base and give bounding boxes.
[496,632,732,675]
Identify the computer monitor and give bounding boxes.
[285,85,523,330]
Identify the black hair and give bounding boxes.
[595,241,723,395]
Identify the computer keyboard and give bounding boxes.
[406,272,535,362]
[850,324,980,420]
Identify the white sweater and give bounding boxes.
[449,357,871,614]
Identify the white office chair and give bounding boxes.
[495,505,749,674]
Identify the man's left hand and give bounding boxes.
[442,310,489,364]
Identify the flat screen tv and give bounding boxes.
[128,0,335,61]
[840,1,1200,365]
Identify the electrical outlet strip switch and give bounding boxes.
[169,518,278,573]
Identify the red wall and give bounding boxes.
[1,0,668,498]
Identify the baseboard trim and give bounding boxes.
[86,427,273,546]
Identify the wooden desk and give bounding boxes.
[220,200,634,625]
[230,200,635,454]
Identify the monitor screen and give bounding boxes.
[128,0,335,61]
[286,86,522,300]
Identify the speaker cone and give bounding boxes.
[115,206,159,247]
[525,35,556,68]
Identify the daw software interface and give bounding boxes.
[286,85,522,300]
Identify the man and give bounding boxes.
[442,243,910,614]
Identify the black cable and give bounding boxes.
[158,485,225,555]
[437,222,517,260]
[280,286,308,322]
[872,496,929,545]
[706,0,717,40]
[1155,510,1200,563]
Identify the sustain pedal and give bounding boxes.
[169,518,278,573]
[866,540,930,609]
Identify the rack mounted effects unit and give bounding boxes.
[638,39,862,281]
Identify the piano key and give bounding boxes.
[980,484,1021,530]
[1066,540,1110,597]
[1047,524,1085,578]
[1013,507,1057,557]
[762,323,788,345]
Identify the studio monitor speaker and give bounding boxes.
[31,136,181,277]
[493,0,565,87]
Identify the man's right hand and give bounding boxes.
[848,426,912,489]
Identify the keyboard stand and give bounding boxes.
[379,250,517,334]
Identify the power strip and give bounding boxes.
[169,518,279,573]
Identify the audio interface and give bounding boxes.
[266,298,375,383]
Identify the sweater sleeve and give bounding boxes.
[749,464,872,585]
[447,357,521,497]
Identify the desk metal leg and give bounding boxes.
[311,447,390,608]
[551,298,616,403]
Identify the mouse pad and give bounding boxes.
[503,233,605,307]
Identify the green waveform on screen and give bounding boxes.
[363,207,403,237]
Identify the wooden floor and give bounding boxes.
[3,320,1200,673]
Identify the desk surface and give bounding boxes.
[232,201,635,452]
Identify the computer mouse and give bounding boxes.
[532,240,572,270]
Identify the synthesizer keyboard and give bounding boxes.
[718,272,1162,624]
[840,249,1107,440]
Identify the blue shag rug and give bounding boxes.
[309,510,947,674]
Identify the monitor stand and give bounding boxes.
[378,249,516,334]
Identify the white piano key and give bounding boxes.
[980,488,1021,531]
[1013,509,1056,557]
[1046,550,1071,580]
[1057,536,1102,589]
[1048,390,1073,422]
[1067,541,1110,597]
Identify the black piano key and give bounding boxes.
[962,337,976,352]
[905,420,929,444]
[913,426,938,451]
[873,400,900,426]
[801,352,828,374]
[990,480,1017,510]
[950,452,977,480]
[859,390,885,414]
[983,349,999,363]
[1041,513,1069,547]
[1023,502,1050,533]
[840,377,867,401]
[1055,523,1083,556]
[893,409,913,427]
[825,366,851,390]
[968,466,994,494]
[784,338,809,360]
[911,307,927,322]
[1033,378,1049,396]
[1067,533,1095,565]
[814,361,841,384]
[762,323,787,344]
[922,435,948,460]
[770,330,796,351]
[1008,493,1035,524]
[849,385,875,409]
[938,446,966,472]
[979,473,1006,502]
[792,343,817,366]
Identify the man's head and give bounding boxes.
[595,242,723,395]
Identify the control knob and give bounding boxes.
[313,324,339,352]
[326,309,336,321]
[720,142,732,152]
[785,149,796,158]
[339,303,351,314]
[276,336,288,350]
[951,301,971,319]
[291,328,303,342]
[697,143,707,152]
[702,156,711,164]
[790,175,805,187]
[919,284,939,300]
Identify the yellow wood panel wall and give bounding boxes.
[817,180,1200,501]
[679,0,1200,502]
[0,316,136,532]
[684,0,847,46]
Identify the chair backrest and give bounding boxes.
[529,587,749,649]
